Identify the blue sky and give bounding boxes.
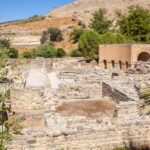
[0,0,74,23]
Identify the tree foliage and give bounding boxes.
[0,39,10,49]
[22,44,66,58]
[56,48,66,58]
[90,8,112,34]
[78,30,100,59]
[41,27,63,44]
[70,28,85,43]
[116,5,150,42]
[99,32,128,44]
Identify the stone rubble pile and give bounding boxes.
[126,62,150,74]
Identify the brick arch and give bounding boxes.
[138,52,150,62]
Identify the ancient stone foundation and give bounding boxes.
[6,58,150,150]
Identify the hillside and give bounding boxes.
[0,0,150,51]
[48,0,150,24]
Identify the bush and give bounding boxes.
[0,47,9,67]
[56,48,66,57]
[28,15,45,22]
[99,32,127,44]
[41,27,63,44]
[70,49,81,57]
[78,30,100,59]
[22,51,33,59]
[8,48,18,58]
[32,44,57,58]
[0,39,10,49]
[113,147,130,150]
[70,28,85,43]
[48,27,63,42]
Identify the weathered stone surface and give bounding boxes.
[7,58,150,150]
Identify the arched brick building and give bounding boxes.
[99,44,150,70]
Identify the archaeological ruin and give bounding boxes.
[2,54,149,150]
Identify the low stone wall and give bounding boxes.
[102,82,134,103]
[10,88,44,113]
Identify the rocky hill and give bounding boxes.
[0,0,150,51]
[48,0,150,24]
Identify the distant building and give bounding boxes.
[99,44,150,70]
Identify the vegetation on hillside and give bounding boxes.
[90,8,112,34]
[69,5,150,59]
[0,46,22,149]
[21,44,66,59]
[41,27,63,44]
[0,15,45,25]
[140,88,150,104]
[0,39,18,59]
[116,5,150,43]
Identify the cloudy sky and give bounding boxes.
[0,0,74,22]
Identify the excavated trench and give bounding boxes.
[56,100,116,118]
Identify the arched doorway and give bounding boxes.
[138,52,150,62]
[119,61,122,70]
[111,60,115,68]
[103,60,107,69]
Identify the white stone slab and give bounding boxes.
[26,69,49,87]
[48,72,60,89]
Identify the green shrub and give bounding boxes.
[56,48,66,57]
[22,51,33,59]
[8,48,18,58]
[99,32,127,44]
[28,15,45,22]
[78,30,100,59]
[32,44,57,58]
[0,39,10,49]
[70,28,85,43]
[0,47,9,67]
[113,147,130,150]
[70,49,82,57]
[41,27,63,44]
[140,88,150,103]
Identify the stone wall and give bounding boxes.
[7,58,150,150]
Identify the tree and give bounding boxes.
[0,39,10,49]
[41,27,63,44]
[78,30,100,59]
[90,8,112,34]
[99,32,127,44]
[116,5,150,42]
[70,28,85,43]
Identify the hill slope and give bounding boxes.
[0,0,150,51]
[48,0,150,24]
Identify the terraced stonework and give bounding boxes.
[7,58,150,150]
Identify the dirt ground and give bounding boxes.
[56,100,116,118]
